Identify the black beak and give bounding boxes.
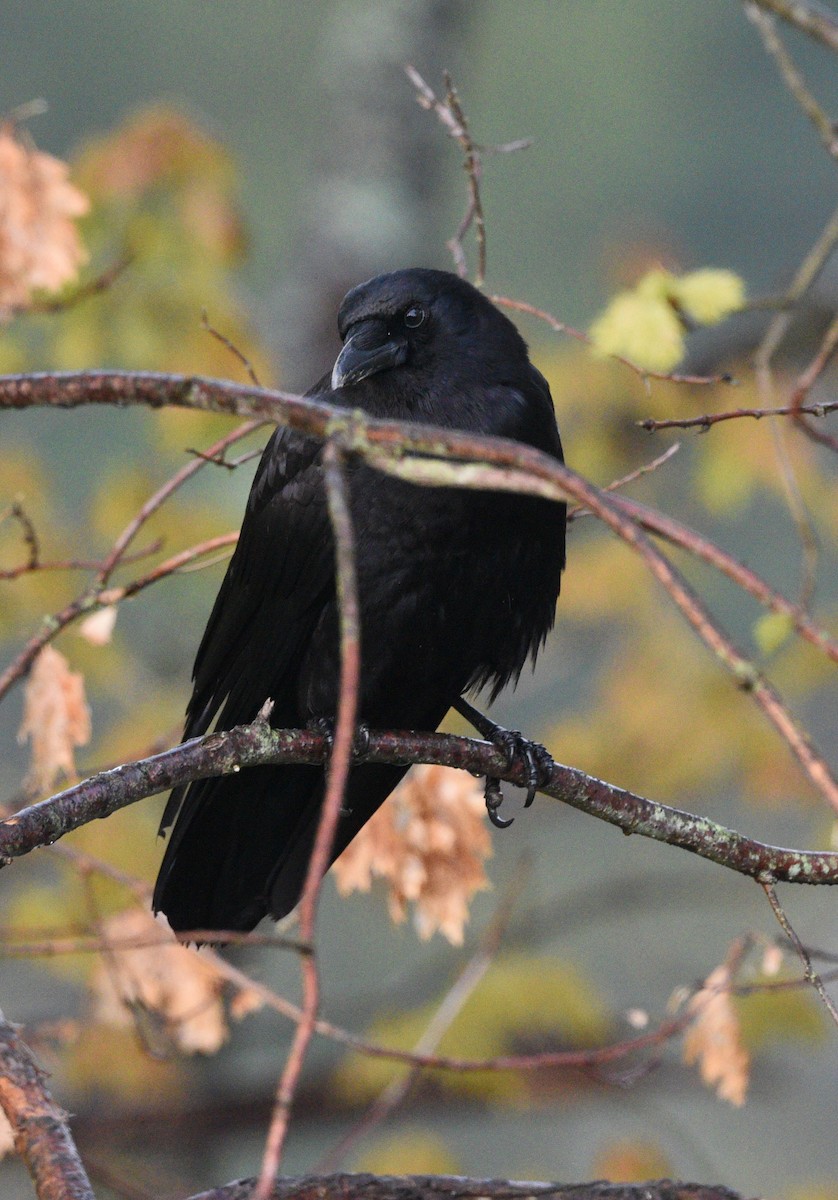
[331,318,407,390]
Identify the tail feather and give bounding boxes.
[153,761,410,932]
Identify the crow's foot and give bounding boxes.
[453,697,554,814]
[488,725,554,808]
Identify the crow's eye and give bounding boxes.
[403,305,426,329]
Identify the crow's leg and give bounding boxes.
[453,696,553,818]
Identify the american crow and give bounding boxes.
[153,268,566,932]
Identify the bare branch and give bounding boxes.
[0,500,39,569]
[2,722,836,886]
[406,67,530,285]
[639,398,838,432]
[255,441,361,1196]
[492,293,735,387]
[318,869,526,1171]
[0,1010,94,1200]
[746,0,838,53]
[25,250,134,317]
[201,310,263,386]
[184,1170,750,1200]
[95,416,264,587]
[611,494,838,665]
[788,309,838,451]
[745,3,838,161]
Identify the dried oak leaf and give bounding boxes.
[90,908,227,1055]
[0,1111,14,1160]
[332,764,491,945]
[0,122,89,318]
[77,604,118,646]
[682,963,750,1106]
[17,645,91,792]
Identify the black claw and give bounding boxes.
[484,776,514,829]
[486,725,553,809]
[522,741,554,807]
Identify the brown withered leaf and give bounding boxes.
[17,645,91,792]
[0,122,89,318]
[89,908,228,1055]
[332,764,491,945]
[77,604,118,646]
[683,962,750,1106]
[0,1111,14,1160]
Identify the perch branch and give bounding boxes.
[2,723,836,887]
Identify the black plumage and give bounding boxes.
[153,268,566,932]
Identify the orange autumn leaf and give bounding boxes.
[0,122,90,318]
[77,604,118,646]
[18,643,91,792]
[683,963,750,1106]
[90,908,228,1055]
[17,645,91,791]
[0,1111,14,1160]
[332,764,491,945]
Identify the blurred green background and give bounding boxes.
[1,4,837,1199]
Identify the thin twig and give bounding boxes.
[26,251,134,316]
[0,500,39,568]
[0,927,309,958]
[788,308,838,451]
[639,398,838,431]
[567,444,681,521]
[610,494,838,664]
[406,67,531,286]
[0,540,163,583]
[201,310,263,386]
[0,409,260,703]
[201,945,697,1078]
[254,440,361,1197]
[760,880,838,1026]
[755,200,838,371]
[748,208,838,609]
[95,417,265,587]
[745,3,838,161]
[746,0,838,55]
[0,533,237,703]
[491,294,734,387]
[318,863,529,1171]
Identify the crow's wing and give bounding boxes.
[156,422,334,838]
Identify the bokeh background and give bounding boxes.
[1,3,837,1198]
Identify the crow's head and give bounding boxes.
[331,268,528,394]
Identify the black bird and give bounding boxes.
[153,268,566,933]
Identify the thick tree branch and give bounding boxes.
[1,723,836,886]
[0,1011,94,1200]
[185,1172,747,1200]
